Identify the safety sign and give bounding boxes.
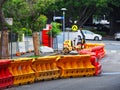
[72,25,78,31]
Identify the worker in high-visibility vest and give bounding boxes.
[79,26,86,49]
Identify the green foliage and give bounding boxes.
[21,28,32,36]
[95,31,106,36]
[84,27,107,36]
[108,0,120,7]
[45,0,119,26]
[3,0,56,33]
[47,22,61,38]
[17,31,23,41]
[33,14,48,32]
[2,0,120,34]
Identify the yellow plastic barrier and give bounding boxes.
[85,43,96,49]
[32,56,60,81]
[9,58,35,85]
[85,43,105,49]
[57,55,95,78]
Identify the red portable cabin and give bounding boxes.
[42,24,53,47]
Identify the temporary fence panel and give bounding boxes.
[8,58,35,85]
[25,40,34,53]
[0,60,13,89]
[32,56,60,81]
[57,55,95,78]
[18,42,26,54]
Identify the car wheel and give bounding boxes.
[94,36,99,41]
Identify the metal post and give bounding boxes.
[68,29,69,40]
[63,11,65,42]
[51,26,52,48]
[61,8,67,43]
[10,27,13,59]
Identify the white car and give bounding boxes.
[77,30,102,41]
[115,32,120,41]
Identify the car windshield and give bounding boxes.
[83,30,94,34]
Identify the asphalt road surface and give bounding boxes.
[6,40,120,90]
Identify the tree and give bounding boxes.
[3,0,56,56]
[44,0,108,26]
[25,0,54,55]
[107,0,120,34]
[45,0,120,35]
[33,14,48,32]
[0,0,10,59]
[0,0,8,29]
[32,14,47,56]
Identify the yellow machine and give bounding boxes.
[63,40,81,54]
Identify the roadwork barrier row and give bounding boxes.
[0,54,102,89]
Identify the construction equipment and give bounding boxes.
[63,26,86,54]
[63,40,82,54]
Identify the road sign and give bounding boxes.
[72,25,78,31]
[5,18,13,25]
[53,16,64,21]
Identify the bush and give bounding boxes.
[94,31,106,36]
[83,27,107,36]
[21,28,32,36]
[47,22,61,38]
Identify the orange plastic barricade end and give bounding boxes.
[81,55,96,76]
[8,58,35,85]
[32,56,61,81]
[0,60,13,89]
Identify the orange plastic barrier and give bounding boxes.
[91,46,105,60]
[79,49,102,75]
[57,55,95,78]
[32,56,60,81]
[85,43,105,49]
[83,43,105,60]
[85,43,96,49]
[90,56,102,75]
[0,60,13,89]
[9,58,35,85]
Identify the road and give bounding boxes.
[6,40,120,90]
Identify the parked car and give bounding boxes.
[115,32,120,41]
[77,30,102,41]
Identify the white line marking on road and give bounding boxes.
[111,50,117,53]
[102,72,120,75]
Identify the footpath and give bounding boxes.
[10,35,114,59]
[12,51,60,59]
